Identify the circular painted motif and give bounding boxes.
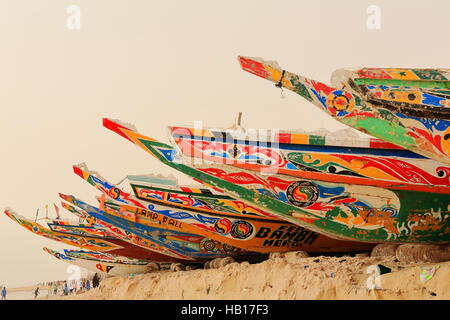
[230,221,254,239]
[200,239,217,252]
[286,181,319,208]
[436,167,450,178]
[108,187,121,199]
[222,243,237,254]
[214,218,232,234]
[380,205,398,218]
[326,90,355,116]
[441,127,450,156]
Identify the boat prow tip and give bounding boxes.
[58,193,71,201]
[103,118,138,139]
[72,165,84,178]
[238,56,282,80]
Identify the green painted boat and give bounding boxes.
[103,118,450,244]
[238,56,450,166]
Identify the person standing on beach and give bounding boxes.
[85,279,91,291]
[34,287,39,299]
[92,273,100,288]
[63,282,69,296]
[1,287,6,300]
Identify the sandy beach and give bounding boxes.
[51,253,449,300]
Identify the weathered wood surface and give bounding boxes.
[43,247,153,277]
[169,126,450,190]
[103,118,449,244]
[238,56,450,166]
[71,164,372,253]
[4,208,176,261]
[60,193,263,262]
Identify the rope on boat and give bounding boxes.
[116,176,128,186]
[275,70,286,88]
[276,70,286,99]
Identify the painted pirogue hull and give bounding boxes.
[64,249,150,265]
[104,119,434,242]
[43,247,152,277]
[169,127,450,242]
[169,126,450,189]
[72,164,371,253]
[238,56,450,166]
[5,209,120,251]
[123,180,372,252]
[46,219,118,239]
[331,67,450,90]
[60,200,187,263]
[103,118,450,244]
[4,208,176,261]
[128,174,279,219]
[60,193,262,261]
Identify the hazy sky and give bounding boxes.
[1,0,449,288]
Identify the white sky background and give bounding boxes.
[0,0,448,288]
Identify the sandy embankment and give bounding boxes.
[57,253,450,300]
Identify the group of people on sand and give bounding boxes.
[57,273,100,297]
[0,273,102,300]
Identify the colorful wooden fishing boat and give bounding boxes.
[4,208,180,262]
[238,56,450,166]
[72,164,371,253]
[5,208,119,251]
[46,219,118,239]
[64,248,150,265]
[127,174,277,218]
[60,200,187,263]
[169,125,450,189]
[331,67,450,90]
[125,176,376,252]
[61,193,213,261]
[43,247,154,277]
[5,209,184,262]
[59,193,263,261]
[103,118,449,244]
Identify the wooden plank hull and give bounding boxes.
[169,126,450,190]
[59,201,183,263]
[4,208,177,261]
[331,67,450,90]
[238,56,450,166]
[128,175,280,219]
[63,249,150,265]
[43,247,152,277]
[46,220,118,239]
[60,194,262,261]
[72,164,371,253]
[102,118,448,244]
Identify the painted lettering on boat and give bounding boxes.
[254,225,319,247]
[133,207,183,229]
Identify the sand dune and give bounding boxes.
[54,253,450,300]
